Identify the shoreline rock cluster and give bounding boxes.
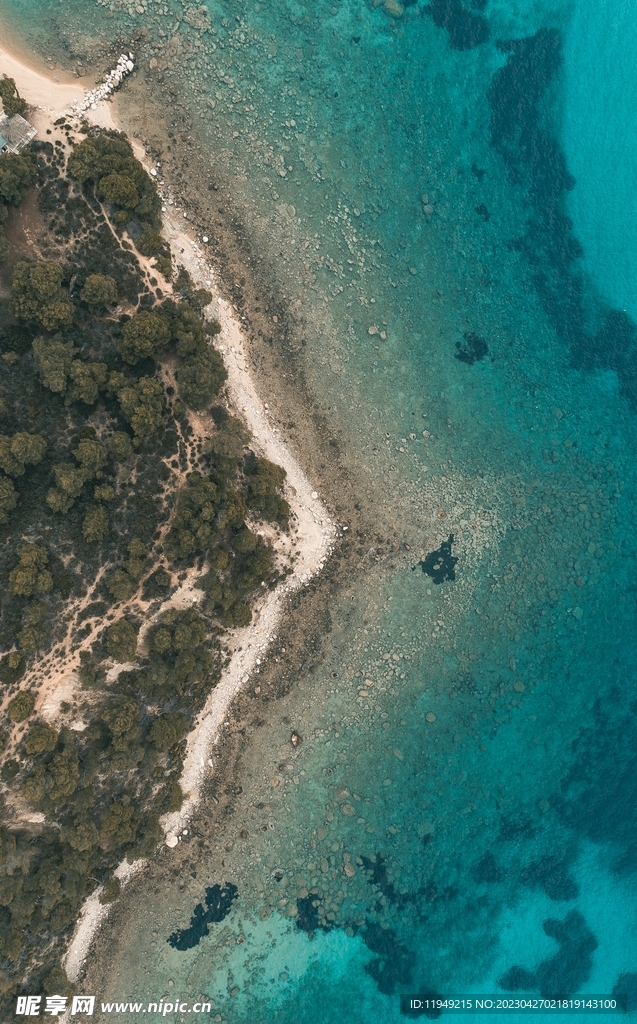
[72,53,134,113]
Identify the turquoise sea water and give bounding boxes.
[3,0,637,1019]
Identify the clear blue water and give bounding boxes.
[3,0,637,1019]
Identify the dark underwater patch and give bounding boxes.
[456,331,489,364]
[472,851,503,883]
[487,29,637,408]
[612,973,637,1013]
[416,535,458,584]
[498,910,597,997]
[425,0,490,50]
[498,813,537,841]
[296,894,320,932]
[167,882,238,950]
[519,855,579,901]
[363,921,415,995]
[552,694,637,875]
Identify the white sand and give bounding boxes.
[0,38,336,983]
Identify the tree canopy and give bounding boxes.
[12,262,74,332]
[0,76,28,116]
[118,309,171,365]
[80,273,118,312]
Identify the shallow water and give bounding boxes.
[3,0,637,1018]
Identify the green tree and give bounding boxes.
[12,263,74,332]
[117,377,164,440]
[18,601,46,651]
[244,454,289,525]
[66,359,109,405]
[9,544,52,596]
[0,432,46,476]
[99,802,135,843]
[73,437,108,476]
[0,150,35,204]
[99,875,121,905]
[163,473,220,561]
[177,349,227,410]
[110,431,133,459]
[206,415,250,462]
[82,505,109,543]
[0,229,11,263]
[32,334,76,393]
[104,619,138,662]
[80,273,118,312]
[0,76,27,116]
[148,712,188,751]
[46,463,86,513]
[97,172,140,210]
[118,310,171,365]
[25,722,58,755]
[106,569,136,603]
[124,538,147,581]
[7,691,35,722]
[0,474,17,525]
[102,698,141,751]
[64,819,99,852]
[135,229,168,258]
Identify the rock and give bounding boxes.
[426,712,436,723]
[341,803,355,815]
[291,731,302,747]
[165,833,178,848]
[384,0,404,15]
[368,325,379,335]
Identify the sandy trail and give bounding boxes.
[2,36,337,984]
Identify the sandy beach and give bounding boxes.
[1,38,336,984]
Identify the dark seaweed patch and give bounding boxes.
[552,694,637,876]
[363,922,415,995]
[472,851,503,883]
[296,894,320,932]
[416,535,458,584]
[498,910,597,997]
[167,883,238,950]
[487,29,637,408]
[519,856,579,901]
[456,331,489,364]
[498,814,536,841]
[612,974,637,1013]
[425,0,490,50]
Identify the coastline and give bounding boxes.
[1,39,337,983]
